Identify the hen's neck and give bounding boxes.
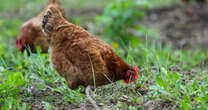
[50,21,91,47]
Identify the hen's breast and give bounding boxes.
[58,38,114,85]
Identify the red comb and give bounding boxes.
[134,66,138,80]
[16,36,23,51]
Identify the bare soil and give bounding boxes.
[141,4,208,49]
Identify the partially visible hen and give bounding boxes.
[42,6,138,90]
[16,0,66,53]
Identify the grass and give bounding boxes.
[0,0,208,109]
[0,32,207,109]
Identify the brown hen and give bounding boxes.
[42,6,138,90]
[16,0,66,53]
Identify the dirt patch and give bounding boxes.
[20,87,95,110]
[143,99,175,110]
[141,4,208,49]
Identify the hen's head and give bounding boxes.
[16,23,42,53]
[124,66,138,84]
[16,35,24,51]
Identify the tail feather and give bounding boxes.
[47,0,61,5]
[44,0,66,18]
[42,5,64,34]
